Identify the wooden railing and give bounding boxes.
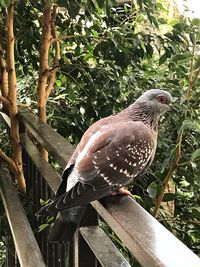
[0,161,46,267]
[0,107,200,267]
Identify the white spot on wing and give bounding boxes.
[76,131,102,164]
[124,169,128,175]
[66,169,79,192]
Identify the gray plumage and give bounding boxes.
[36,89,172,242]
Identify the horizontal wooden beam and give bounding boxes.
[0,161,46,267]
[20,133,61,194]
[91,196,200,267]
[80,226,131,267]
[19,107,74,169]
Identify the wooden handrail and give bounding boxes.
[0,161,46,267]
[19,106,74,169]
[92,196,200,267]
[17,108,200,267]
[20,133,61,194]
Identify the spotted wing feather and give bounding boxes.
[78,121,155,186]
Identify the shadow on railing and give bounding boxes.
[0,107,200,267]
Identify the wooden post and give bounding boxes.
[69,205,100,267]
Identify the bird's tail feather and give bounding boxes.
[36,181,111,216]
[48,206,87,242]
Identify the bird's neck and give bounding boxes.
[125,102,159,131]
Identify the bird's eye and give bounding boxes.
[156,95,169,104]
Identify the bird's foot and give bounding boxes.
[112,187,132,197]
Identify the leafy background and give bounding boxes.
[0,0,200,265]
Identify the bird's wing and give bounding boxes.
[55,115,118,198]
[76,121,155,185]
[37,121,155,215]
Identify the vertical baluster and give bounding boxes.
[69,205,99,267]
[60,243,67,267]
[52,242,59,267]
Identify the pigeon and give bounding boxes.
[36,89,173,242]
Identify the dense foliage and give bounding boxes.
[0,0,200,265]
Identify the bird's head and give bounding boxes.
[135,89,173,115]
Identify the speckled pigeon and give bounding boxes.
[37,89,172,242]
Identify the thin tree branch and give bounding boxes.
[0,54,8,98]
[153,34,199,218]
[178,156,200,167]
[153,130,183,217]
[0,149,18,174]
[159,218,200,226]
[48,64,60,73]
[187,34,196,100]
[0,95,10,108]
[51,34,110,44]
[191,67,200,86]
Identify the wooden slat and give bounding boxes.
[91,196,200,267]
[0,161,46,267]
[79,205,99,267]
[18,107,74,169]
[80,226,131,267]
[69,205,99,267]
[20,133,61,194]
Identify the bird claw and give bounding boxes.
[112,187,132,197]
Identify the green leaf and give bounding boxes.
[162,193,175,202]
[38,224,49,232]
[132,194,143,201]
[159,52,168,65]
[47,216,54,223]
[191,148,200,161]
[0,0,10,8]
[192,208,200,219]
[40,198,51,206]
[80,106,85,115]
[181,120,195,130]
[191,18,200,27]
[172,54,189,62]
[194,121,200,131]
[147,182,158,199]
[145,44,153,57]
[194,56,200,70]
[190,161,197,169]
[189,33,195,45]
[158,18,166,24]
[56,80,62,87]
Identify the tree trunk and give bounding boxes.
[37,2,53,160]
[6,2,26,192]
